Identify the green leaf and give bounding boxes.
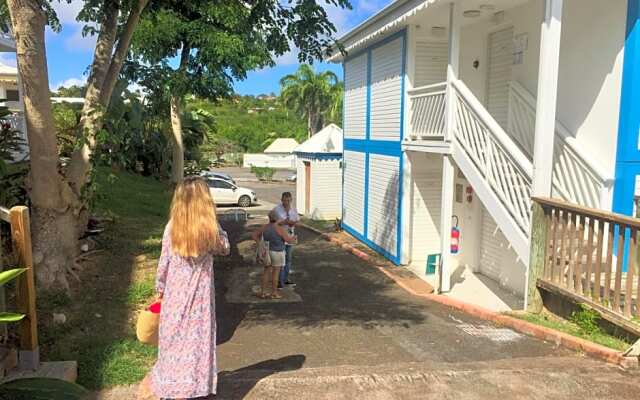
[0,268,27,286]
[0,378,89,400]
[0,312,25,322]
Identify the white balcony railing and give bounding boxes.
[508,81,613,209]
[452,79,533,234]
[407,82,446,139]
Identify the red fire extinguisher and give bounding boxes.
[451,215,460,254]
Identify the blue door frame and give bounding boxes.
[613,0,640,216]
[342,29,407,265]
[611,0,640,272]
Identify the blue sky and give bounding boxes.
[0,0,390,95]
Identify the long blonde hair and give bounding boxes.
[169,176,220,258]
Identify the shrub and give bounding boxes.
[250,165,275,181]
[570,304,601,334]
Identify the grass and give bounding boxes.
[509,309,633,351]
[300,217,336,233]
[38,169,172,390]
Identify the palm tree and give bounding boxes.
[279,64,342,137]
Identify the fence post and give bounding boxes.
[9,206,39,370]
[0,225,5,341]
[527,200,548,313]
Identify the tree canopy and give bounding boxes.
[280,64,343,136]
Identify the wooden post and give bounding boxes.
[0,221,5,341]
[9,206,39,370]
[527,200,548,312]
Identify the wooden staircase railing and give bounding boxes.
[0,205,38,371]
[528,197,640,336]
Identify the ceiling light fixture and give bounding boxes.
[463,10,482,18]
[431,26,446,37]
[479,4,496,11]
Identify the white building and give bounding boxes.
[332,0,639,312]
[0,33,27,162]
[294,123,343,220]
[243,138,299,169]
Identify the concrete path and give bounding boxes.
[211,221,640,399]
[94,219,640,399]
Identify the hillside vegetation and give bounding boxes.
[190,95,308,154]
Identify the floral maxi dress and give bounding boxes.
[151,224,230,399]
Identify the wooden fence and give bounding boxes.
[0,205,39,370]
[528,197,640,335]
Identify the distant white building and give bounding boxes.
[0,35,28,162]
[51,97,85,104]
[294,124,343,220]
[243,137,299,169]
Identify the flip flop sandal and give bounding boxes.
[270,293,283,299]
[254,293,268,299]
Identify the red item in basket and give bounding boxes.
[148,301,162,314]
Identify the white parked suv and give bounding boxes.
[206,178,257,207]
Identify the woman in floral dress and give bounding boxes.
[141,176,230,400]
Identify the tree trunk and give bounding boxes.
[7,0,79,289]
[169,95,184,184]
[67,0,149,192]
[307,112,313,139]
[66,0,120,192]
[168,42,191,184]
[100,0,150,107]
[308,111,322,136]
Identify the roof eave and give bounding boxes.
[326,0,439,63]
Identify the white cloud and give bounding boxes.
[273,47,300,67]
[0,53,17,67]
[65,26,98,52]
[270,0,391,67]
[51,0,85,26]
[52,76,87,91]
[48,1,98,53]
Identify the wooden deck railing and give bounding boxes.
[0,205,39,370]
[528,197,640,335]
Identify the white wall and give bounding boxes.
[295,158,306,213]
[459,0,542,104]
[479,205,527,297]
[243,153,295,169]
[457,0,625,177]
[556,0,626,174]
[414,41,448,87]
[367,153,400,257]
[344,53,368,139]
[451,168,483,273]
[309,158,343,220]
[343,150,366,234]
[408,152,442,264]
[370,36,404,141]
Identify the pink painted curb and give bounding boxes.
[299,223,637,369]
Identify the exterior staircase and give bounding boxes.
[407,78,613,264]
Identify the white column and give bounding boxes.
[439,155,455,293]
[444,1,461,142]
[405,24,417,140]
[438,2,460,293]
[401,25,416,264]
[532,0,563,197]
[401,151,413,264]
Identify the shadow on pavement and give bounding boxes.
[217,217,429,332]
[216,355,306,399]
